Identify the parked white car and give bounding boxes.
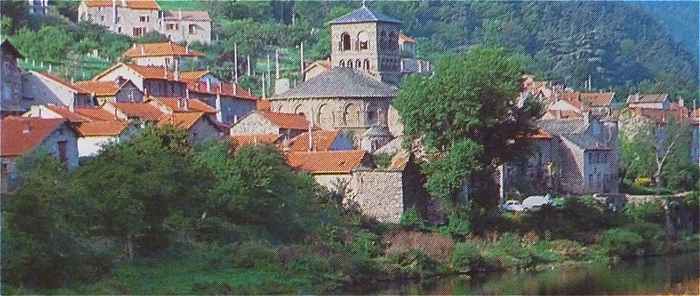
[522,194,553,211]
[502,200,525,212]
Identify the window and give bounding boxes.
[100,15,105,22]
[341,32,351,51]
[133,27,145,37]
[167,23,178,30]
[364,59,370,71]
[189,24,196,34]
[339,60,345,67]
[140,15,147,22]
[58,141,68,164]
[355,59,361,68]
[358,31,369,50]
[588,174,593,185]
[117,26,122,33]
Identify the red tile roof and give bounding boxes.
[124,64,179,80]
[112,102,164,121]
[74,120,127,137]
[1,117,67,157]
[287,130,341,152]
[157,112,206,130]
[74,107,119,121]
[149,97,216,114]
[122,42,204,58]
[73,80,120,96]
[629,107,688,124]
[259,111,310,130]
[256,100,271,111]
[186,80,258,101]
[180,70,210,81]
[84,0,160,10]
[525,128,553,140]
[580,92,615,107]
[231,134,281,147]
[46,105,91,123]
[286,150,369,174]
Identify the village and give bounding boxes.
[1,1,699,294]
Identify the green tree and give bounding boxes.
[394,47,543,210]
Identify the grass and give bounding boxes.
[157,0,208,11]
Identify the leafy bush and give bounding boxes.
[600,228,644,258]
[443,210,472,239]
[400,208,425,230]
[450,242,481,272]
[624,202,665,224]
[549,239,586,259]
[230,241,280,270]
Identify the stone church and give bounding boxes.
[270,5,405,138]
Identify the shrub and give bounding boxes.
[443,210,471,239]
[549,239,586,259]
[624,202,665,224]
[600,228,644,258]
[634,177,652,187]
[389,249,441,278]
[230,241,280,270]
[450,242,481,272]
[400,208,425,230]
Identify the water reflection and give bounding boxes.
[374,253,700,295]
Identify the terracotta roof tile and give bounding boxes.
[112,102,164,121]
[256,100,271,111]
[84,0,160,10]
[74,120,127,137]
[46,105,92,122]
[231,134,281,148]
[124,64,180,80]
[259,111,310,130]
[1,117,67,156]
[73,80,120,96]
[627,93,669,104]
[149,97,216,114]
[157,112,205,130]
[122,42,204,58]
[286,150,369,174]
[288,130,341,152]
[74,107,119,121]
[180,70,210,81]
[580,92,615,107]
[186,80,257,101]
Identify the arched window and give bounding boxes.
[294,104,305,116]
[343,104,360,127]
[339,60,345,67]
[318,104,333,129]
[358,31,369,50]
[341,32,351,51]
[363,59,370,71]
[355,59,361,68]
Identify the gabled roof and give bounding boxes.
[148,97,216,114]
[74,120,127,137]
[46,105,92,122]
[286,150,370,174]
[1,39,23,58]
[83,0,160,10]
[73,80,126,96]
[627,93,669,104]
[329,6,401,24]
[74,107,118,121]
[537,118,589,135]
[272,68,397,100]
[399,32,416,43]
[93,63,182,81]
[162,10,211,21]
[579,92,615,107]
[112,102,163,121]
[561,133,611,150]
[287,130,342,152]
[158,112,207,130]
[186,80,257,101]
[1,117,68,157]
[180,70,211,81]
[231,134,281,147]
[302,59,331,75]
[122,42,205,59]
[33,72,89,94]
[258,111,311,130]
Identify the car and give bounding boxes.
[502,200,525,212]
[522,194,553,211]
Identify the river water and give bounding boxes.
[372,253,699,295]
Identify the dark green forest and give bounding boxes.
[1,0,698,99]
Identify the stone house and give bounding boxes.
[22,71,94,108]
[181,70,258,125]
[23,105,134,158]
[157,112,221,144]
[74,79,144,105]
[230,110,312,141]
[121,42,205,69]
[286,150,374,190]
[1,40,25,117]
[534,113,620,195]
[502,129,558,197]
[1,117,79,193]
[626,93,670,110]
[78,0,211,44]
[92,63,186,97]
[161,10,212,45]
[79,0,161,38]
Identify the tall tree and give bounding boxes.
[394,47,543,210]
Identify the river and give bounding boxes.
[371,253,699,295]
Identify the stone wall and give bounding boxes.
[114,82,144,103]
[229,112,279,135]
[188,116,220,144]
[22,72,92,107]
[348,169,405,223]
[1,47,24,114]
[270,97,392,132]
[79,4,160,38]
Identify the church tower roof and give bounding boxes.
[329,6,401,25]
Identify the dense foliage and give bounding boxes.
[394,47,543,210]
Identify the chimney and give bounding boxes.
[215,93,223,122]
[141,45,145,56]
[678,96,684,107]
[584,110,592,124]
[206,79,211,92]
[233,114,238,124]
[233,83,237,96]
[185,88,190,100]
[22,120,31,134]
